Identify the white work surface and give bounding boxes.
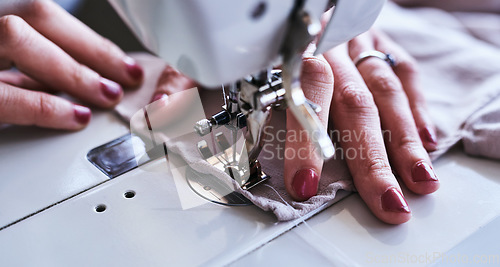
[1,111,499,266]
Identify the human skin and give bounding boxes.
[0,0,144,130]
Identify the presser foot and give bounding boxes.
[235,160,269,190]
[185,166,254,206]
[185,133,270,206]
[195,132,269,191]
[185,156,268,206]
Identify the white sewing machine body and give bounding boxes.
[108,0,385,87]
[105,0,386,187]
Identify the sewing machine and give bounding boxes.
[94,0,385,200]
[1,1,500,265]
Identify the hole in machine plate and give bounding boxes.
[251,2,267,19]
[95,204,107,213]
[124,190,136,199]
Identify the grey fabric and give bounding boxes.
[462,97,500,160]
[453,12,500,47]
[118,2,500,221]
[234,111,354,221]
[377,3,500,160]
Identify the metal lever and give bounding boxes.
[280,7,335,160]
[283,69,335,159]
[306,99,322,113]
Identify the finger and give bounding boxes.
[283,54,334,201]
[0,70,48,92]
[0,15,123,108]
[374,30,438,151]
[14,0,143,87]
[151,65,197,103]
[349,31,439,195]
[324,44,411,224]
[0,82,91,130]
[0,58,13,70]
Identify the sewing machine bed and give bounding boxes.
[1,106,499,266]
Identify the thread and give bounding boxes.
[221,84,227,107]
[262,184,355,266]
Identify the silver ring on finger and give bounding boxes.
[353,51,397,68]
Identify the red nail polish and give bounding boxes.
[292,169,319,200]
[74,105,91,124]
[381,188,410,213]
[100,78,122,100]
[151,93,168,103]
[419,127,437,145]
[412,162,438,182]
[124,57,144,81]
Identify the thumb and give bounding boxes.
[284,55,334,201]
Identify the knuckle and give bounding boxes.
[365,156,391,176]
[34,93,56,125]
[396,134,422,150]
[397,59,419,75]
[411,104,428,118]
[96,37,121,60]
[336,82,375,111]
[17,0,52,19]
[0,15,30,48]
[366,71,403,97]
[0,85,11,109]
[69,63,87,88]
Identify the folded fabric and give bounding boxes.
[452,11,500,47]
[462,96,500,160]
[377,3,500,160]
[117,2,500,221]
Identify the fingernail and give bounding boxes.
[151,93,168,103]
[419,127,437,146]
[74,105,91,125]
[124,56,144,81]
[381,188,410,213]
[100,78,122,100]
[292,169,319,200]
[412,162,438,182]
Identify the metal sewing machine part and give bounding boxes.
[108,0,385,191]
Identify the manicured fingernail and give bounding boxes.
[292,169,319,200]
[74,105,91,125]
[381,188,410,213]
[100,78,122,100]
[124,56,143,81]
[420,127,437,146]
[151,93,168,103]
[412,162,438,182]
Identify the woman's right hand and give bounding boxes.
[0,0,144,130]
[283,29,439,224]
